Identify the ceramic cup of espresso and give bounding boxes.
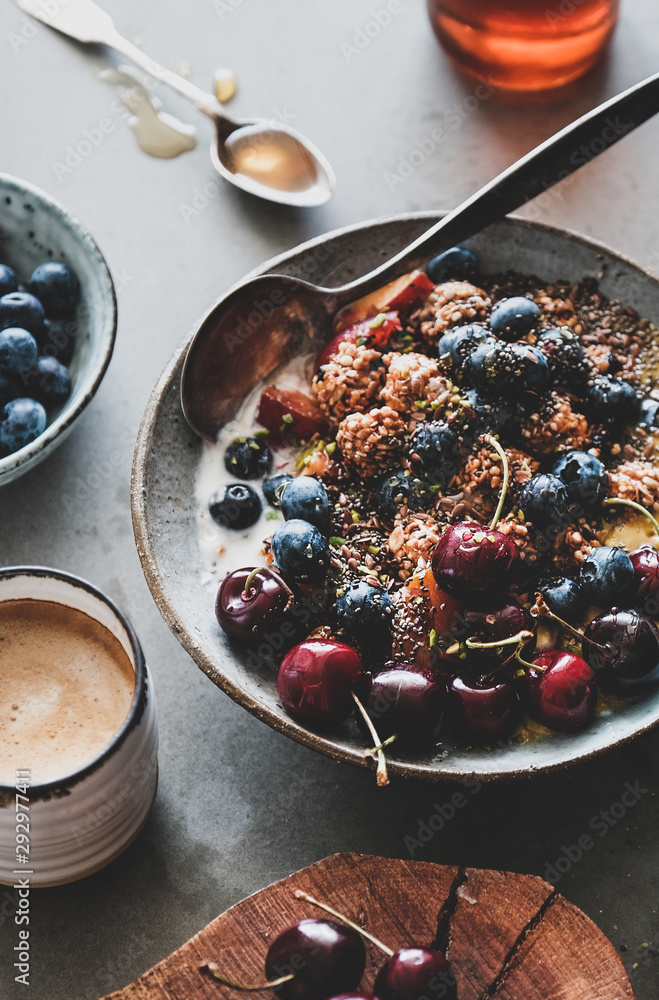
[0,567,158,887]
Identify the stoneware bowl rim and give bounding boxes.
[131,211,659,782]
[0,564,147,797]
[0,172,117,483]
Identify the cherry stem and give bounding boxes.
[351,691,389,787]
[514,643,543,672]
[466,629,534,651]
[242,567,260,597]
[533,595,606,650]
[293,890,394,957]
[603,497,659,538]
[369,733,398,755]
[200,963,295,992]
[484,434,509,531]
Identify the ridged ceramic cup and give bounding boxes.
[0,568,158,887]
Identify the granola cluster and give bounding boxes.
[519,391,592,456]
[335,406,407,479]
[387,511,443,580]
[311,342,385,426]
[453,446,540,502]
[381,352,449,416]
[609,461,659,513]
[408,280,491,347]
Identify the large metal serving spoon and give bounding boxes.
[180,70,659,441]
[15,0,335,207]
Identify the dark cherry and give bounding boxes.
[450,675,522,744]
[215,567,294,641]
[365,663,447,745]
[583,608,659,695]
[373,947,455,1000]
[327,996,371,1000]
[521,650,597,733]
[463,602,532,642]
[277,640,364,727]
[630,545,659,603]
[326,995,372,1000]
[264,919,366,1000]
[431,522,518,598]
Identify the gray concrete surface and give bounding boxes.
[1,0,658,996]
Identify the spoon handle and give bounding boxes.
[13,0,225,119]
[105,30,225,120]
[333,71,659,299]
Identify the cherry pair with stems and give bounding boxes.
[200,889,454,1000]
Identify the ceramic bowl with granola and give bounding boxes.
[133,214,659,781]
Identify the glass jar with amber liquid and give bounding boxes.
[427,0,620,91]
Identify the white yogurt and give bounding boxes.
[195,352,318,589]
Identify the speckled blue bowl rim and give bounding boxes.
[0,173,117,481]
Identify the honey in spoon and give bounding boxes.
[224,126,320,193]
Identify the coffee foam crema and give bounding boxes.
[0,599,135,784]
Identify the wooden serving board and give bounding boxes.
[102,853,634,1000]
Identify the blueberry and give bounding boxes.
[336,580,394,637]
[263,473,293,507]
[464,340,511,398]
[584,375,640,424]
[465,340,548,398]
[376,469,435,521]
[29,262,79,318]
[408,421,462,487]
[0,398,46,456]
[539,576,585,622]
[519,474,572,530]
[509,343,550,395]
[280,477,330,533]
[552,450,608,511]
[427,246,479,284]
[639,398,659,429]
[224,435,272,479]
[460,389,518,441]
[579,545,635,607]
[489,296,541,339]
[0,265,18,297]
[271,518,330,583]
[0,328,38,374]
[437,324,492,371]
[0,292,44,337]
[536,327,587,386]
[209,484,262,530]
[23,356,72,406]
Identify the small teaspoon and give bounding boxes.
[14,0,336,207]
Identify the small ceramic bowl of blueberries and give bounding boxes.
[0,172,116,485]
